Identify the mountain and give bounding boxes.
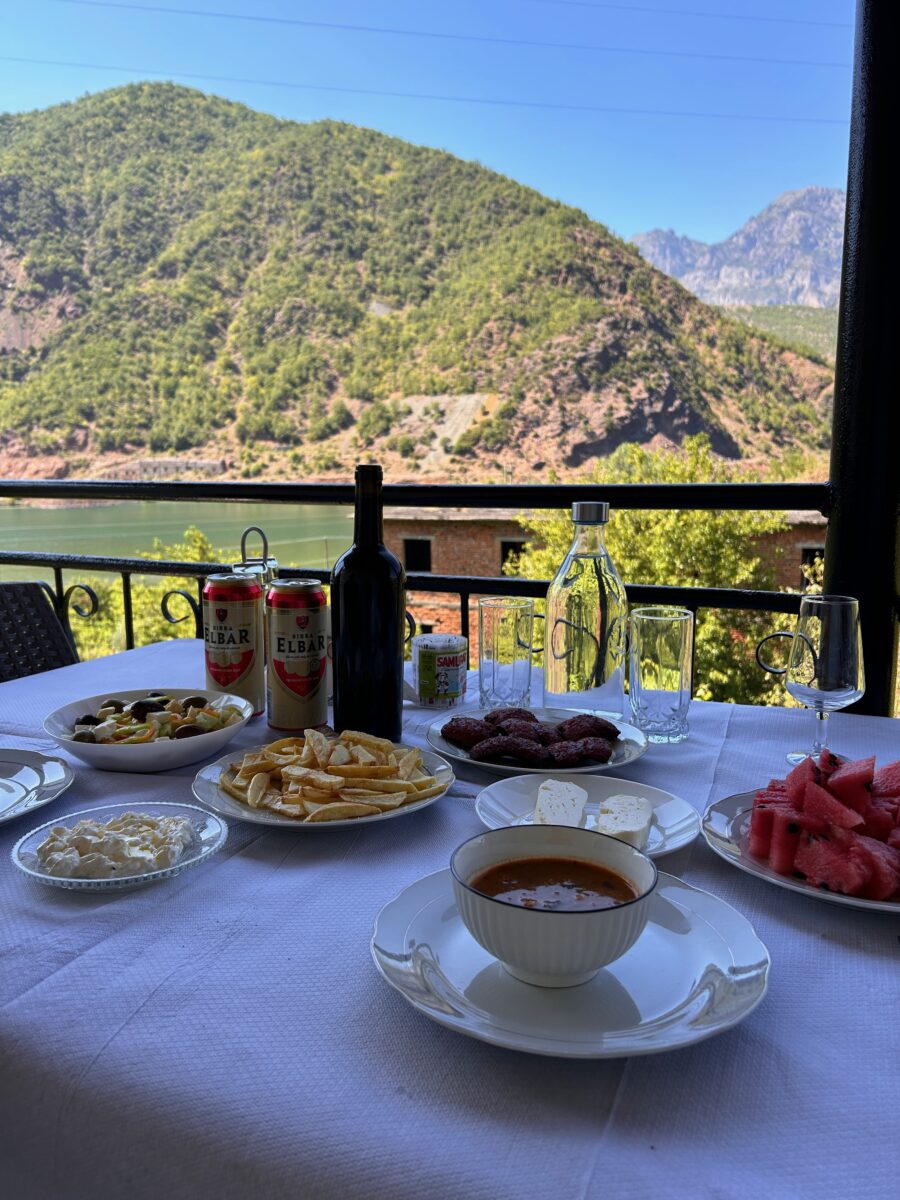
[0,85,833,481]
[633,187,845,308]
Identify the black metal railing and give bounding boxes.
[0,477,835,703]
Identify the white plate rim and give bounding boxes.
[370,867,770,1059]
[10,801,228,891]
[425,707,649,776]
[0,748,75,826]
[474,773,700,859]
[702,790,900,913]
[192,743,455,829]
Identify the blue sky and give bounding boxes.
[1,0,854,243]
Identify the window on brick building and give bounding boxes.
[403,538,432,572]
[500,539,527,571]
[800,545,825,587]
[419,623,434,635]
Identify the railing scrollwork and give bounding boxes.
[161,588,203,638]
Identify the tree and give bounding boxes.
[71,527,222,659]
[506,436,789,705]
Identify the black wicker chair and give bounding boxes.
[0,582,79,683]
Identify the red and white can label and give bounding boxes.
[203,588,265,714]
[267,595,329,730]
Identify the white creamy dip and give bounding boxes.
[36,811,196,879]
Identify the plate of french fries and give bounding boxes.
[191,727,455,827]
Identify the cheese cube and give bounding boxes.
[590,794,653,849]
[532,779,588,827]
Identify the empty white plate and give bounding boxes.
[0,748,74,826]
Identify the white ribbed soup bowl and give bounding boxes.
[450,825,658,987]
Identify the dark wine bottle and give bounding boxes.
[331,464,406,740]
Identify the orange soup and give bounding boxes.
[469,856,637,911]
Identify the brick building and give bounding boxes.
[383,506,827,640]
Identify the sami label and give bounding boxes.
[412,635,468,707]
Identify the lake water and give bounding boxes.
[0,501,354,582]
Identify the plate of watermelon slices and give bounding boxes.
[702,753,900,912]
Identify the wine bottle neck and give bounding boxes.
[354,474,383,545]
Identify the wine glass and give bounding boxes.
[783,595,865,765]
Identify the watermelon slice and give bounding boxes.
[748,804,777,858]
[818,750,844,781]
[850,834,900,901]
[785,757,818,807]
[871,760,900,798]
[860,808,895,842]
[793,829,872,896]
[769,809,827,876]
[826,756,875,814]
[802,780,864,829]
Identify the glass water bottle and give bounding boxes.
[542,502,627,718]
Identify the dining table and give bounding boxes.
[1,637,898,1200]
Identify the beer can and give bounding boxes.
[202,573,266,714]
[266,580,329,731]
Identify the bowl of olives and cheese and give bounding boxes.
[44,688,255,772]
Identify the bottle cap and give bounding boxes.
[356,463,383,483]
[572,501,609,524]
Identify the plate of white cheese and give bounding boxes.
[474,774,700,859]
[11,802,228,891]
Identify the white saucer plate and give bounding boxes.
[476,773,700,859]
[193,744,455,829]
[371,868,770,1058]
[0,748,75,826]
[426,707,648,777]
[11,802,228,892]
[703,790,900,913]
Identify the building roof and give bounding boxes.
[383,507,526,523]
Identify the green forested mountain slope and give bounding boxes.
[0,84,833,478]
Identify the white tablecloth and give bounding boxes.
[1,640,898,1199]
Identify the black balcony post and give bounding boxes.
[824,0,900,717]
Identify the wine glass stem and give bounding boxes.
[810,709,829,758]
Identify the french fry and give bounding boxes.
[404,781,447,802]
[336,777,418,794]
[349,744,376,765]
[281,766,345,791]
[341,730,397,756]
[266,737,306,755]
[304,728,333,768]
[220,773,250,802]
[222,733,451,822]
[247,772,271,807]
[326,764,399,779]
[304,802,382,822]
[340,790,407,809]
[397,749,421,779]
[297,785,339,802]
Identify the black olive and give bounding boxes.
[147,691,170,699]
[173,724,204,739]
[129,700,166,721]
[101,699,125,713]
[72,730,96,743]
[182,695,208,709]
[75,714,102,726]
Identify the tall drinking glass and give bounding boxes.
[784,595,864,765]
[478,597,534,710]
[628,606,694,743]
